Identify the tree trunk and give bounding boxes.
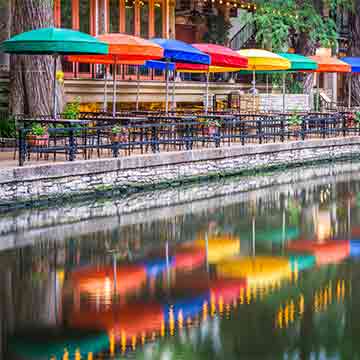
[9,0,63,116]
[346,0,360,106]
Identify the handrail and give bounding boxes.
[229,22,256,50]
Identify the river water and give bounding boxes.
[1,164,360,360]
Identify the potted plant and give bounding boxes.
[288,113,302,132]
[27,123,49,147]
[110,125,128,143]
[204,119,222,136]
[63,97,81,119]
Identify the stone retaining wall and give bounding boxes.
[1,137,360,206]
[1,160,360,251]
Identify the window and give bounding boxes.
[154,1,163,37]
[79,0,90,33]
[60,0,72,28]
[109,0,120,32]
[140,0,149,38]
[125,0,135,34]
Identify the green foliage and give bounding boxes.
[63,97,81,120]
[30,123,47,136]
[288,113,302,126]
[253,0,339,52]
[355,111,360,124]
[111,125,124,134]
[0,117,16,138]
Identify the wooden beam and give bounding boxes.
[72,0,80,30]
[54,0,61,27]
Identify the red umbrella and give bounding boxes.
[176,43,248,112]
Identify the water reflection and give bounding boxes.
[2,169,360,359]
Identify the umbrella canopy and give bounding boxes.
[176,63,242,73]
[66,55,145,65]
[192,43,248,68]
[185,234,240,264]
[97,33,163,61]
[287,240,350,265]
[1,27,108,54]
[308,55,351,73]
[9,330,109,360]
[217,256,292,287]
[151,38,211,65]
[145,60,176,71]
[237,49,291,71]
[278,53,318,71]
[341,57,360,73]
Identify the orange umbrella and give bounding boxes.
[308,56,351,73]
[287,240,350,265]
[70,265,147,301]
[68,33,163,116]
[308,55,350,110]
[69,302,164,341]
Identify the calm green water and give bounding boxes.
[2,169,360,360]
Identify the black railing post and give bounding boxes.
[342,114,347,137]
[301,118,306,140]
[68,128,77,161]
[18,128,26,167]
[151,126,158,153]
[257,120,262,144]
[280,118,285,142]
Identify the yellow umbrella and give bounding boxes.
[237,49,291,111]
[191,234,240,264]
[177,64,243,112]
[217,256,292,288]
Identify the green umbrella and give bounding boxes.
[1,27,108,117]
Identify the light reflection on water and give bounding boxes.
[1,170,360,359]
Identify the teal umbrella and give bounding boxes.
[1,27,108,117]
[9,329,109,359]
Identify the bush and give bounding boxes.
[0,117,16,138]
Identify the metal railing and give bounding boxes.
[17,112,357,166]
[229,22,256,50]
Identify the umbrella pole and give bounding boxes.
[282,72,286,113]
[172,70,176,112]
[252,69,256,112]
[112,58,117,117]
[316,73,320,111]
[103,65,108,112]
[266,74,269,111]
[136,66,140,111]
[165,62,169,113]
[348,73,352,109]
[205,71,210,114]
[53,55,57,119]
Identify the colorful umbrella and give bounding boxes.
[287,240,350,265]
[66,55,145,112]
[237,49,291,110]
[70,265,147,300]
[217,256,292,288]
[177,44,248,112]
[1,27,108,117]
[308,55,350,110]
[184,234,240,264]
[69,33,163,116]
[341,57,360,108]
[150,39,211,112]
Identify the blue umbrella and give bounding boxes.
[341,57,360,108]
[135,60,176,111]
[150,39,211,112]
[350,240,360,258]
